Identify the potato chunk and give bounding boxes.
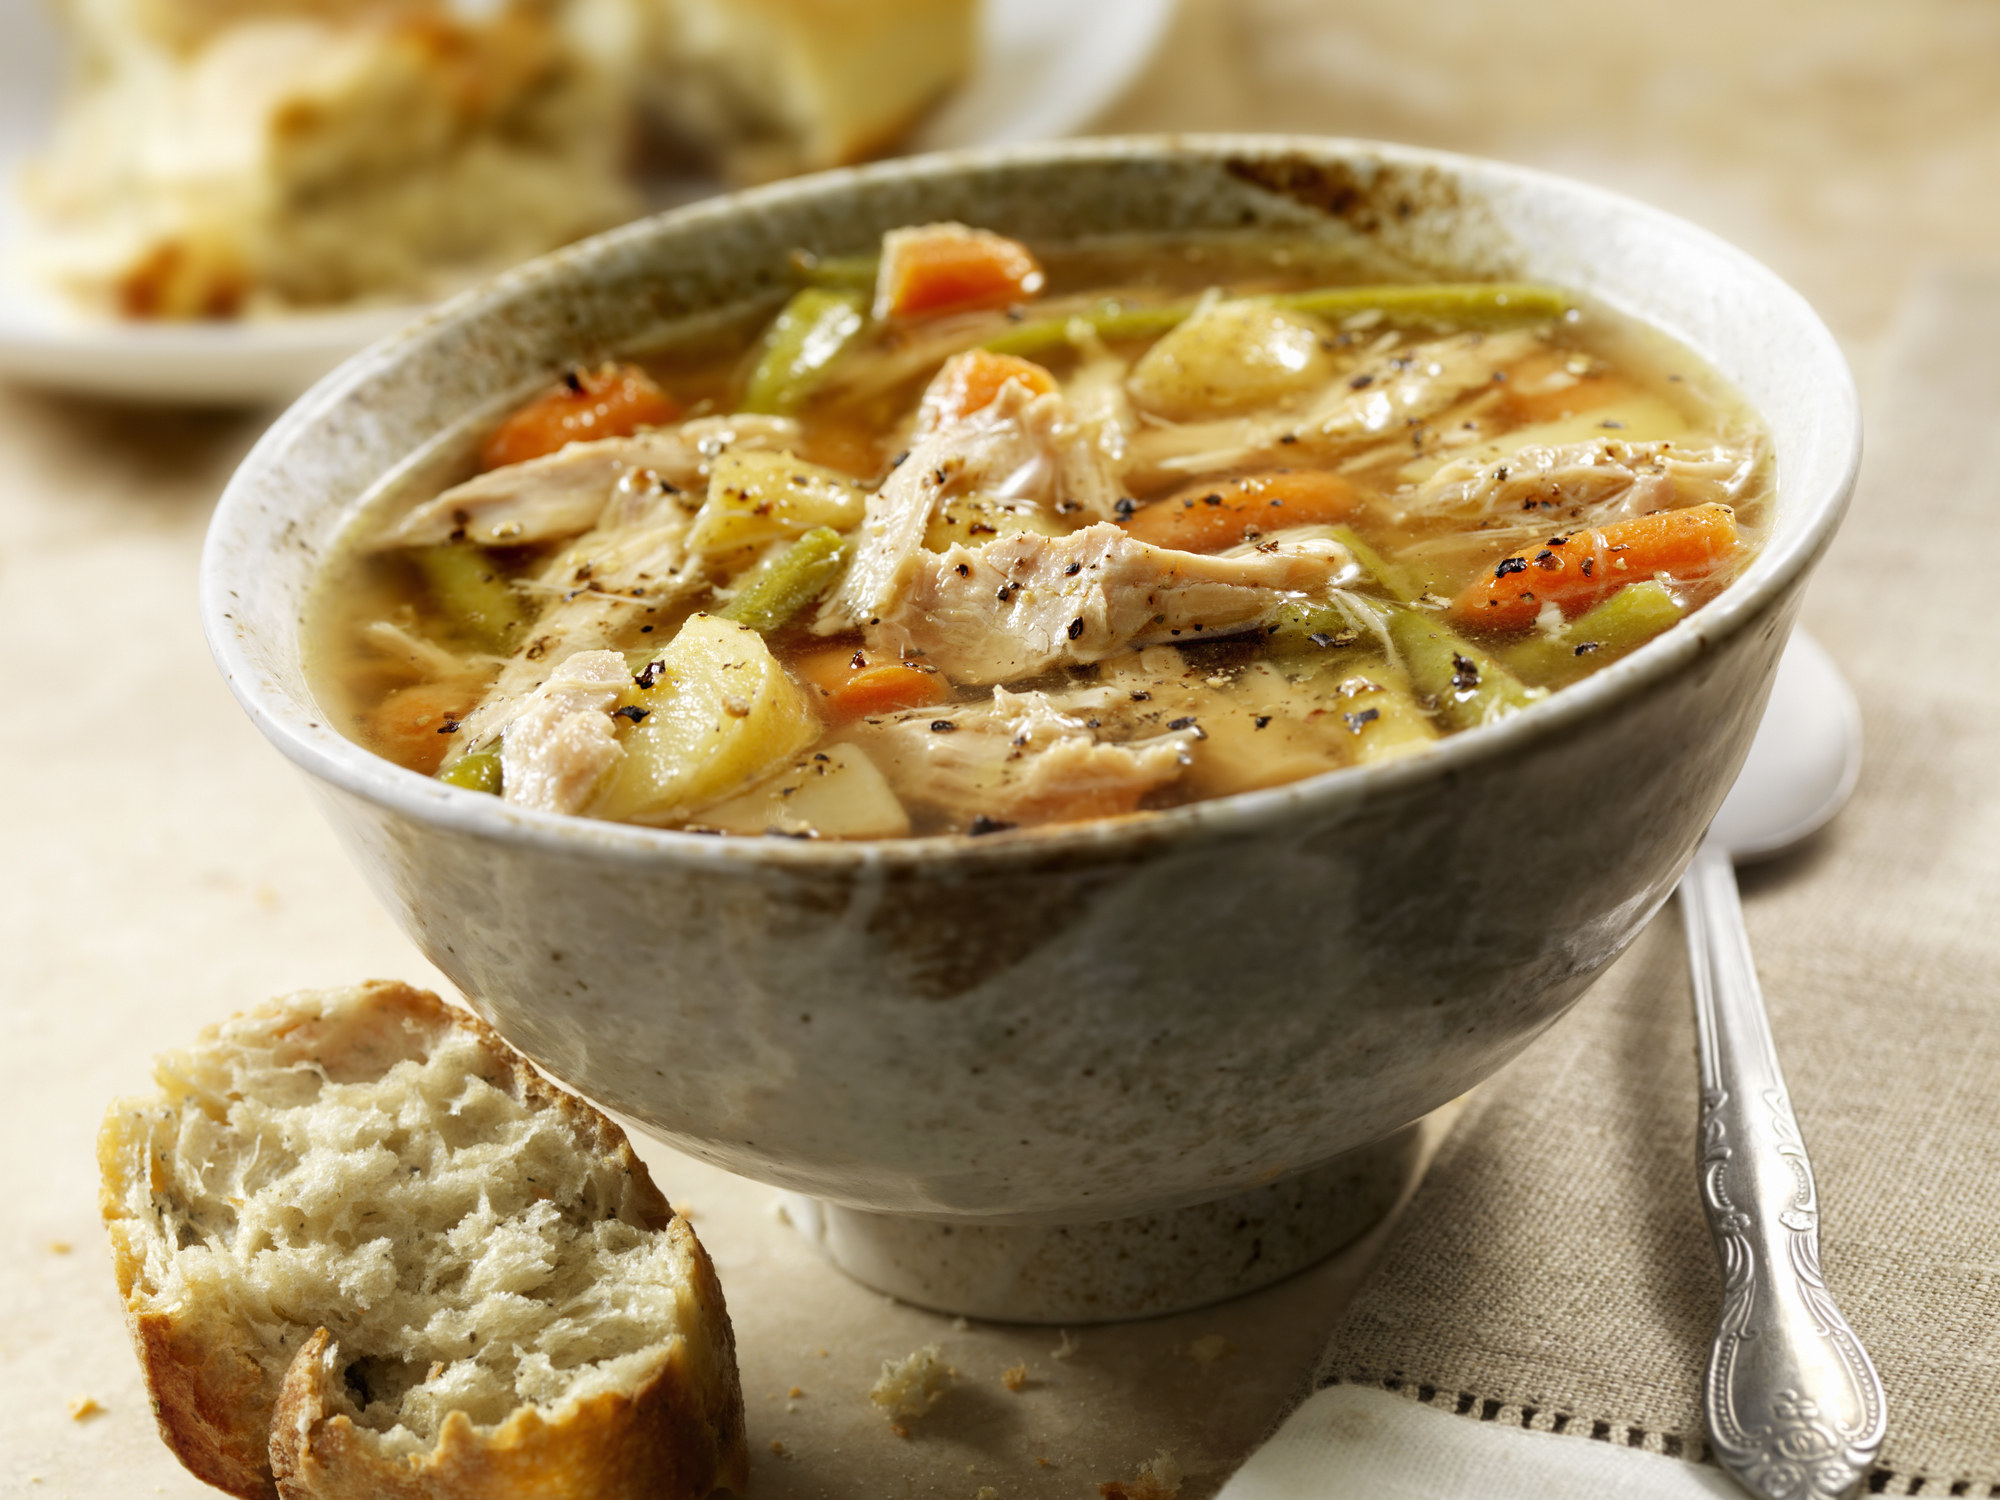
[1126,298,1335,420]
[694,744,911,839]
[687,451,867,555]
[592,614,820,823]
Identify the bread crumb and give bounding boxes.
[48,1241,72,1255]
[68,1397,104,1421]
[1052,1329,1082,1361]
[672,1202,699,1221]
[1001,1361,1029,1391]
[1099,1450,1182,1500]
[789,1385,805,1398]
[871,1344,953,1423]
[768,1439,792,1460]
[1188,1334,1230,1364]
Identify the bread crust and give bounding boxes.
[100,981,748,1500]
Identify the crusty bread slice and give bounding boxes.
[98,981,747,1500]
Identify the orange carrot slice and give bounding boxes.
[792,645,953,725]
[480,363,681,471]
[1120,470,1363,553]
[363,680,480,775]
[876,223,1045,321]
[1449,502,1738,630]
[917,349,1059,433]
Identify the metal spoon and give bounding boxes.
[1681,630,1886,1500]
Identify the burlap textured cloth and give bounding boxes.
[1317,269,2000,1496]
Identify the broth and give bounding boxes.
[310,226,1770,840]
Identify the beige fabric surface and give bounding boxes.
[1319,267,2000,1495]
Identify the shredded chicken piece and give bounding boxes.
[1125,328,1543,484]
[876,525,1352,685]
[849,687,1197,829]
[1045,332,1136,521]
[451,482,705,751]
[497,650,629,815]
[386,416,803,547]
[1398,435,1761,525]
[816,380,1054,633]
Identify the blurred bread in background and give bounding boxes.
[21,0,978,320]
[628,0,976,184]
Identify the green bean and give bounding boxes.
[1498,580,1686,688]
[982,282,1570,360]
[412,543,527,653]
[742,288,869,414]
[1386,605,1543,731]
[719,527,853,633]
[438,747,502,795]
[790,252,879,291]
[1326,523,1422,603]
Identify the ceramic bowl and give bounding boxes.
[201,136,1857,1319]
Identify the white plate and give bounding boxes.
[0,0,1176,406]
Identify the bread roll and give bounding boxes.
[98,980,747,1500]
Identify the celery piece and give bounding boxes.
[742,288,868,414]
[982,282,1569,361]
[437,748,502,795]
[1385,605,1543,731]
[412,543,526,653]
[1499,580,1686,688]
[1267,593,1388,654]
[719,527,853,633]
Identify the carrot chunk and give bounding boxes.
[876,223,1045,321]
[1120,470,1362,553]
[1449,502,1738,630]
[363,679,480,775]
[917,350,1059,433]
[479,363,681,471]
[792,645,953,725]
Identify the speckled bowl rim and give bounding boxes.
[202,134,1860,873]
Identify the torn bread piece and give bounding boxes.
[98,980,747,1500]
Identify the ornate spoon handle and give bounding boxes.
[1681,843,1886,1500]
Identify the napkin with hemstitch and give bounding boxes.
[1220,266,2000,1500]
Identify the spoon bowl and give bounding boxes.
[1709,631,1862,860]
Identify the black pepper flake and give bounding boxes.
[1450,653,1481,692]
[1064,560,1081,576]
[561,369,585,394]
[955,562,971,577]
[1574,641,1603,656]
[1279,433,1299,444]
[1600,419,1626,429]
[640,624,655,633]
[613,706,649,724]
[1167,716,1198,731]
[930,720,958,733]
[1348,373,1375,390]
[1067,617,1085,640]
[1129,690,1152,701]
[1308,628,1359,649]
[890,450,910,468]
[635,660,665,689]
[1114,497,1137,519]
[1580,557,1596,577]
[1494,556,1530,578]
[968,815,1016,836]
[1534,549,1563,571]
[1202,492,1224,507]
[437,720,460,734]
[1254,715,1272,729]
[996,583,1017,602]
[849,650,867,669]
[1343,707,1381,732]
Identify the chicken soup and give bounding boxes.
[310,223,1769,839]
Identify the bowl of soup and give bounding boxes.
[202,136,1857,1320]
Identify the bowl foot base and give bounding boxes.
[780,1124,1424,1324]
